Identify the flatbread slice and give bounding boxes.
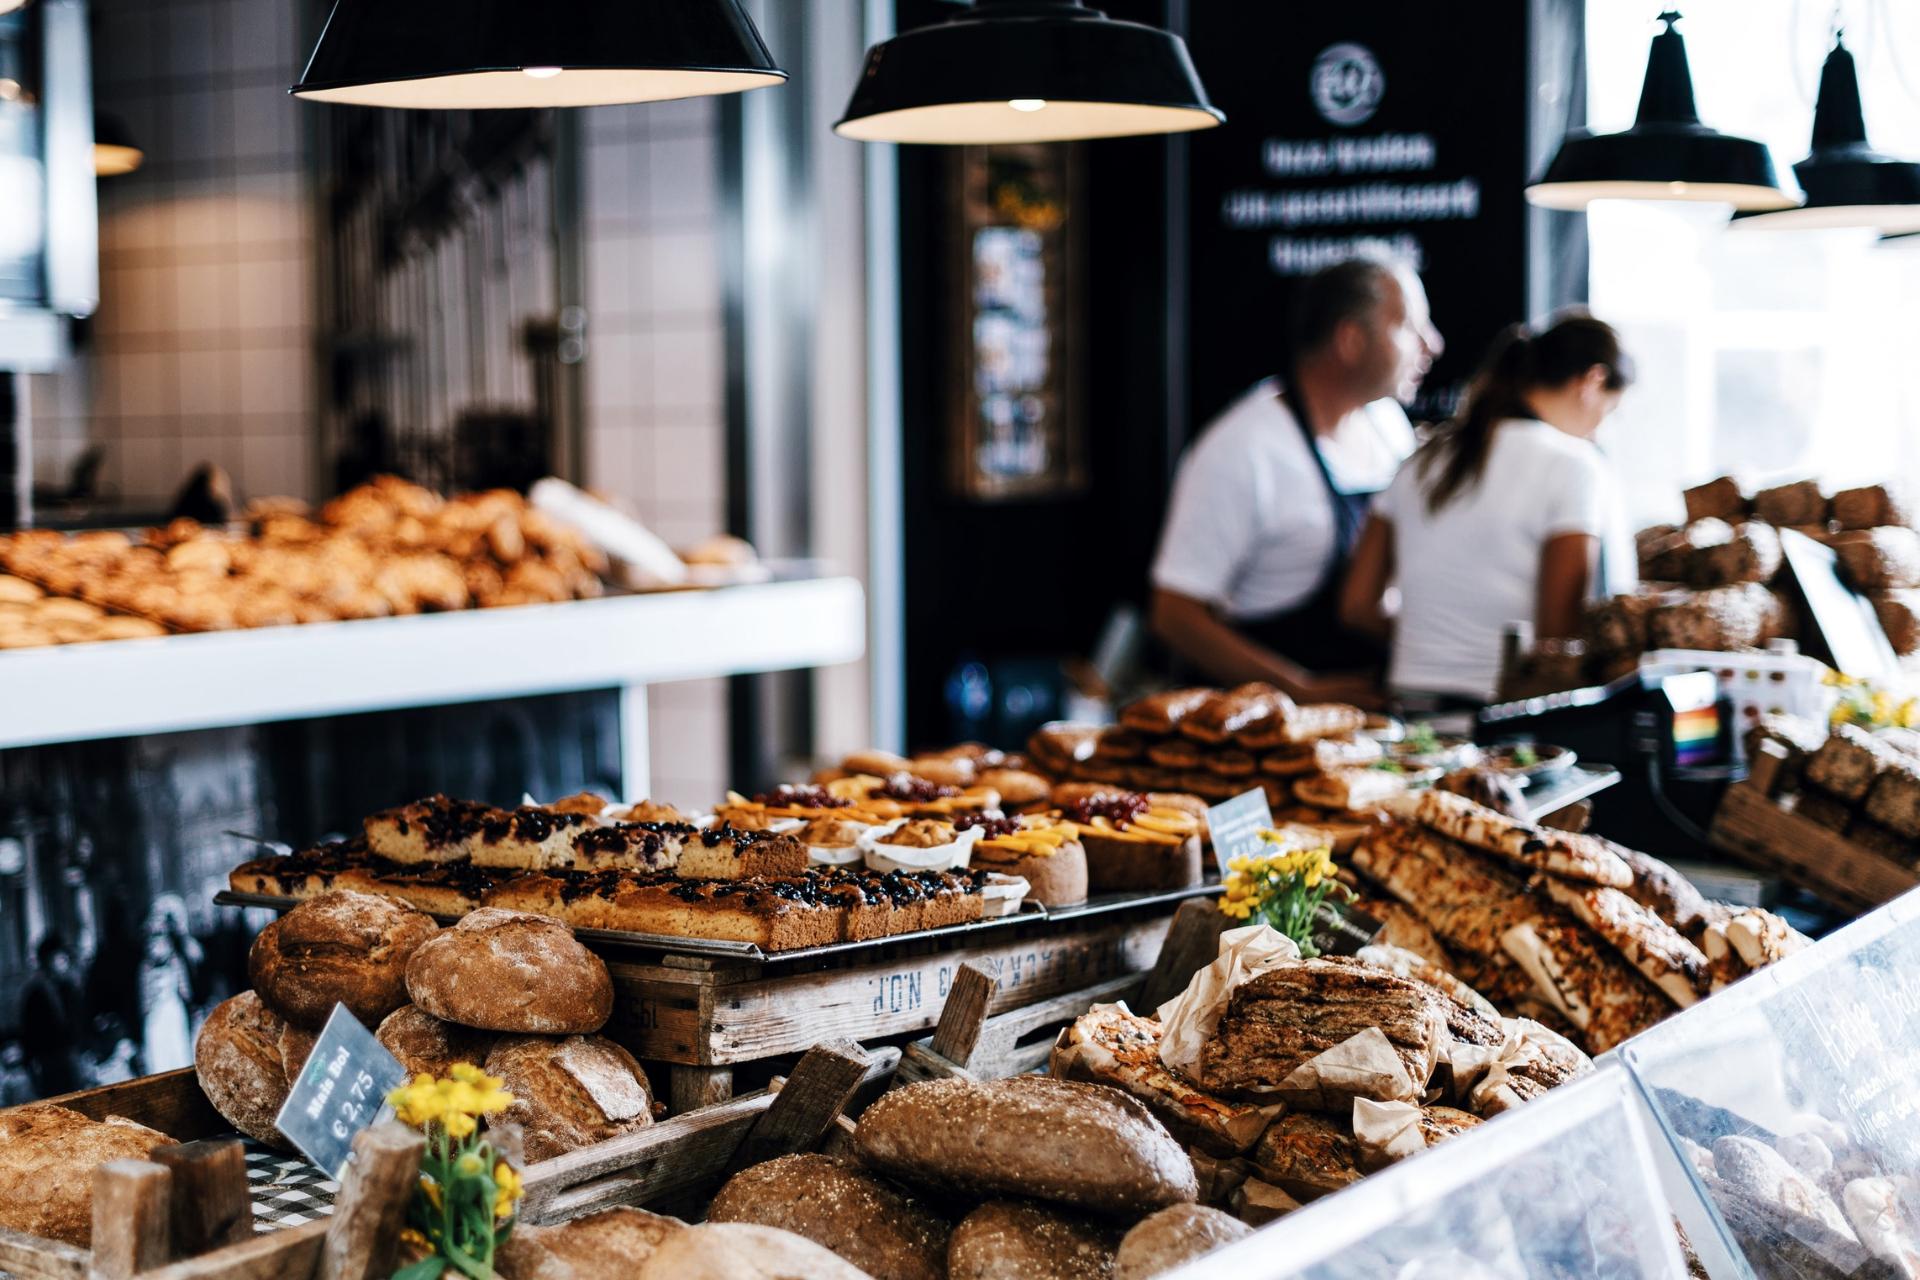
[1543,878,1709,1008]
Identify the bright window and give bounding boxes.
[1585,2,1920,527]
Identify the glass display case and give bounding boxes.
[1622,888,1920,1280]
[1168,1065,1691,1280]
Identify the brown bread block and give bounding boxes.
[1874,590,1920,655]
[1688,522,1782,587]
[1646,583,1783,651]
[1683,476,1748,523]
[854,1076,1198,1214]
[1848,819,1920,865]
[947,1200,1121,1280]
[248,889,439,1029]
[193,990,293,1149]
[485,1035,656,1162]
[1752,480,1827,527]
[405,907,612,1034]
[1831,484,1912,531]
[1832,527,1920,590]
[1741,713,1830,786]
[708,1154,949,1280]
[0,1106,171,1246]
[1863,757,1920,838]
[1804,724,1893,802]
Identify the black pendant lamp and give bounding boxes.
[291,0,785,110]
[835,0,1223,145]
[94,112,144,177]
[1527,11,1797,211]
[1732,37,1920,233]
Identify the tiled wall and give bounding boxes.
[32,0,314,508]
[578,99,732,808]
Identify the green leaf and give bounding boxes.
[391,1260,446,1280]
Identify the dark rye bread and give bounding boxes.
[406,908,612,1034]
[1199,959,1444,1104]
[496,1207,683,1280]
[1114,1205,1252,1280]
[376,1005,497,1079]
[947,1201,1122,1280]
[854,1076,1198,1214]
[194,990,294,1148]
[248,889,438,1028]
[486,1035,656,1162]
[708,1154,950,1280]
[0,1105,172,1246]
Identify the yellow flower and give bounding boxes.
[400,1227,431,1251]
[493,1161,524,1221]
[455,1152,484,1178]
[449,1062,487,1085]
[443,1110,478,1140]
[419,1176,443,1212]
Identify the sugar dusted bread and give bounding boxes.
[485,1034,656,1162]
[194,990,295,1149]
[405,908,612,1034]
[247,889,438,1028]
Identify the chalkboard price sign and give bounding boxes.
[1206,788,1276,867]
[274,1004,409,1179]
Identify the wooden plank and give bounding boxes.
[316,1123,424,1280]
[725,1041,870,1176]
[818,1115,860,1160]
[25,1070,226,1142]
[128,1220,328,1280]
[90,1160,172,1278]
[926,963,996,1068]
[1138,898,1229,1012]
[1710,781,1918,912]
[976,973,1142,1054]
[893,1042,975,1088]
[614,914,1169,1065]
[668,1065,734,1116]
[151,1140,253,1258]
[1750,739,1788,796]
[517,1093,774,1224]
[975,1037,1057,1080]
[0,1225,87,1280]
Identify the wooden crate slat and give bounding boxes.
[128,1220,329,1280]
[612,914,1168,1065]
[0,1226,88,1279]
[518,1093,773,1225]
[35,1069,227,1142]
[1711,781,1918,913]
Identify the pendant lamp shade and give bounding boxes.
[291,0,786,110]
[0,1,28,14]
[1527,12,1796,211]
[835,0,1223,145]
[93,112,143,177]
[1732,39,1920,232]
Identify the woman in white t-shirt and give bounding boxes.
[1338,314,1637,704]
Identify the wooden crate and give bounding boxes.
[1710,745,1920,913]
[602,905,1176,1107]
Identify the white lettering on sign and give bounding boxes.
[1265,132,1437,178]
[1268,234,1426,277]
[1223,179,1482,230]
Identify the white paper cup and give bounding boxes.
[857,818,985,874]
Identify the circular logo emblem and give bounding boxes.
[1311,42,1385,126]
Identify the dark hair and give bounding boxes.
[1417,312,1634,513]
[1289,254,1402,356]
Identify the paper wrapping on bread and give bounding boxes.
[1156,924,1301,1076]
[1272,1026,1421,1112]
[1350,1099,1483,1172]
[1446,1017,1594,1117]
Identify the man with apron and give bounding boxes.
[1149,255,1443,708]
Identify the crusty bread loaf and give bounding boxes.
[248,890,438,1028]
[1251,1112,1361,1202]
[1646,583,1784,651]
[1114,1204,1252,1280]
[1832,484,1912,532]
[1874,590,1920,656]
[1683,476,1747,524]
[485,1035,655,1162]
[854,1076,1197,1214]
[947,1200,1121,1280]
[406,907,611,1034]
[1752,480,1827,528]
[1688,522,1782,587]
[496,1206,683,1279]
[1832,527,1920,591]
[707,1154,949,1280]
[194,990,294,1148]
[376,1005,497,1079]
[0,1105,171,1245]
[279,1022,319,1079]
[635,1222,875,1280]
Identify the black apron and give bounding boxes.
[1236,385,1389,673]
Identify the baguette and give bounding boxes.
[1415,790,1634,887]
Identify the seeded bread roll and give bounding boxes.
[376,1005,497,1079]
[485,1034,656,1162]
[708,1154,950,1280]
[406,907,612,1034]
[947,1201,1121,1280]
[496,1207,683,1280]
[0,1105,172,1246]
[194,990,294,1148]
[636,1222,875,1280]
[248,889,439,1029]
[1114,1204,1253,1280]
[855,1076,1198,1214]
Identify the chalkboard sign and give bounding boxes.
[1205,788,1275,866]
[275,1004,409,1179]
[1309,899,1386,958]
[1777,527,1900,681]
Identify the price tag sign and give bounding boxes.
[274,1004,408,1179]
[1310,899,1386,957]
[1205,788,1275,866]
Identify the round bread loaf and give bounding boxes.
[194,990,293,1148]
[707,1154,949,1280]
[278,1022,319,1079]
[854,1076,1197,1214]
[0,1105,171,1246]
[495,1206,683,1279]
[485,1035,655,1161]
[377,1005,498,1080]
[635,1222,875,1280]
[406,908,611,1034]
[947,1201,1121,1280]
[1114,1204,1252,1280]
[248,890,438,1028]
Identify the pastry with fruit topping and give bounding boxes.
[960,814,1089,907]
[859,817,984,874]
[1062,791,1204,892]
[794,815,871,868]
